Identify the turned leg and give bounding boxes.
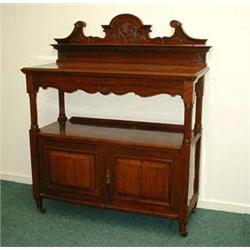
[178,81,193,238]
[179,222,188,237]
[35,197,46,213]
[58,90,67,124]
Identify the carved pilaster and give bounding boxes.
[182,81,195,146]
[194,77,204,135]
[193,77,204,201]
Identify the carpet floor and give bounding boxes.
[0,180,249,247]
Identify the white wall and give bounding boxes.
[0,6,3,173]
[0,3,250,213]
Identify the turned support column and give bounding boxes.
[29,92,39,132]
[27,74,46,213]
[179,80,195,237]
[58,90,67,124]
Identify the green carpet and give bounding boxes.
[0,180,249,247]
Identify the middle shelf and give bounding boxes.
[39,117,185,150]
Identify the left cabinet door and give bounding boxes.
[39,137,104,205]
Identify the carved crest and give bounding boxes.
[54,14,206,45]
[102,14,151,42]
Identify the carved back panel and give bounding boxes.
[52,14,210,66]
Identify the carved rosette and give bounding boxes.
[54,13,207,45]
[102,14,151,42]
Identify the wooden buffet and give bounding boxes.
[21,14,210,236]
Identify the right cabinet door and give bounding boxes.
[107,149,178,216]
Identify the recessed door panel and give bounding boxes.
[116,158,141,197]
[39,138,102,203]
[111,154,172,210]
[49,150,95,190]
[142,160,169,200]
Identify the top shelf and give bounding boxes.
[22,62,208,80]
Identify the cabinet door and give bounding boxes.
[108,152,175,215]
[40,138,103,204]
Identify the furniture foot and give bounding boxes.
[35,197,46,213]
[191,207,197,213]
[192,201,198,213]
[179,223,188,237]
[39,207,47,214]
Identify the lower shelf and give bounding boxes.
[39,117,184,149]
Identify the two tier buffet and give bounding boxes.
[21,14,211,236]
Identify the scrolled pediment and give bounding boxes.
[54,13,206,45]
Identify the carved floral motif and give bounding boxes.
[107,21,143,41]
